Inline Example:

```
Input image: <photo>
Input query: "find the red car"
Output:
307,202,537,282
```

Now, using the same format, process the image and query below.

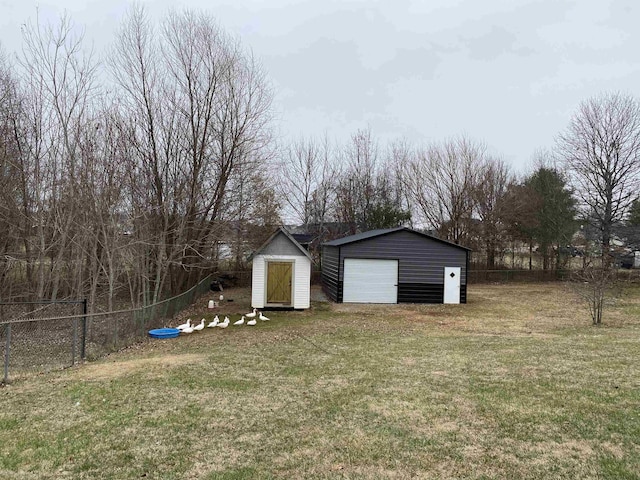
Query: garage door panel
343,259,398,303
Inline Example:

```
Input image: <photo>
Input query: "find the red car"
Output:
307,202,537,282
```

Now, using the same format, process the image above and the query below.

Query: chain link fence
468,268,640,283
1,275,213,383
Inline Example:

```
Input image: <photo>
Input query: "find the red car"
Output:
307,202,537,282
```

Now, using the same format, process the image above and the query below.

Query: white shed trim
251,254,311,309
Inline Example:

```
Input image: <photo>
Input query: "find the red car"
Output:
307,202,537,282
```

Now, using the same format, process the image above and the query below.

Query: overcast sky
1,0,639,171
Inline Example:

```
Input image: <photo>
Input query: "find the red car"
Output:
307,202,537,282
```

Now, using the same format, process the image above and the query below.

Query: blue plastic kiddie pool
148,328,180,339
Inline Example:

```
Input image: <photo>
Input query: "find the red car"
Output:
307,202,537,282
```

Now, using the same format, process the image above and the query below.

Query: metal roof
322,227,472,251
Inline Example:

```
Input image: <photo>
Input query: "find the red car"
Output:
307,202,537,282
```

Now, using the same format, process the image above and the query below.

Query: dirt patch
66,353,207,381
310,285,329,302
530,440,595,461
600,441,625,459
168,287,255,328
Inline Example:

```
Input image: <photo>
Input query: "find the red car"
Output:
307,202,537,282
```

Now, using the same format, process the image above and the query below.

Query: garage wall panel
321,245,340,302
338,230,467,285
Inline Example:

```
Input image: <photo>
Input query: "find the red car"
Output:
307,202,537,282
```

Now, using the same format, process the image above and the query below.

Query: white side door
444,267,461,304
343,258,398,303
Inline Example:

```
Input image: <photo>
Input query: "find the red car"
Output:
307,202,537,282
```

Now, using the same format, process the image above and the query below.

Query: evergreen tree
629,197,640,226
523,168,578,270
624,197,640,250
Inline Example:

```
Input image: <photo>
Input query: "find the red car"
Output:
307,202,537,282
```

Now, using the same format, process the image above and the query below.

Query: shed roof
322,227,471,251
248,227,313,261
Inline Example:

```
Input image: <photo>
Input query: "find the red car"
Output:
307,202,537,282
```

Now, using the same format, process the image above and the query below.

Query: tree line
1,8,640,308
279,106,640,273
0,8,275,307
279,131,571,268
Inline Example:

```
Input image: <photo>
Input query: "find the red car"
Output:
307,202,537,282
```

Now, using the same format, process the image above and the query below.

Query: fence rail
1,274,213,384
468,268,640,283
468,269,572,283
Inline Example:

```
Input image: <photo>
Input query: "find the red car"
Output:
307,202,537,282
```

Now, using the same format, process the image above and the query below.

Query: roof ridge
248,226,314,261
322,227,471,250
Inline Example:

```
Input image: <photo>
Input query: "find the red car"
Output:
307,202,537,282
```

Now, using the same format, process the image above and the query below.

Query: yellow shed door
266,262,292,304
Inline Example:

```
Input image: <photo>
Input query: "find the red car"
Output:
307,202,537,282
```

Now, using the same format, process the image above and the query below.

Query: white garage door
343,258,398,303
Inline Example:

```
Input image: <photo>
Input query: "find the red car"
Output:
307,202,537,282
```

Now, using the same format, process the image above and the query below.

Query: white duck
217,316,230,329
247,318,257,326
193,319,205,332
177,318,191,331
207,315,220,328
259,312,270,321
233,316,245,326
181,324,195,334
245,308,257,318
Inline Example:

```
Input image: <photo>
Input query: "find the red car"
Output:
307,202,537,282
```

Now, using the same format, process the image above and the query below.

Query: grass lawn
1,283,639,479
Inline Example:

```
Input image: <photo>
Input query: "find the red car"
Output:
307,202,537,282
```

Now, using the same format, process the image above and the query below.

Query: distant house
322,227,470,304
619,251,640,269
248,227,312,310
285,222,355,259
290,233,315,251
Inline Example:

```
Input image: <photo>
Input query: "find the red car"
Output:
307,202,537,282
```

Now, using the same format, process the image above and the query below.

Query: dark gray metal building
321,227,470,304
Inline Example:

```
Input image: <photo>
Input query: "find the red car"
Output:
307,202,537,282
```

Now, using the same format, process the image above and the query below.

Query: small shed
321,227,470,304
249,227,312,310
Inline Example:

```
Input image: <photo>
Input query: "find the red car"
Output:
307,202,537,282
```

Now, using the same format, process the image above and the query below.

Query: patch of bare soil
169,287,255,328
330,302,401,316
66,353,207,381
310,285,329,302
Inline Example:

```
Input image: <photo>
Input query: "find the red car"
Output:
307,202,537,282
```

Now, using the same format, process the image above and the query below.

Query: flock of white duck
176,308,270,334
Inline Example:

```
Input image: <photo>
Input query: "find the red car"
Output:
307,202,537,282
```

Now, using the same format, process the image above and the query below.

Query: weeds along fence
469,269,572,283
468,268,640,283
0,274,213,383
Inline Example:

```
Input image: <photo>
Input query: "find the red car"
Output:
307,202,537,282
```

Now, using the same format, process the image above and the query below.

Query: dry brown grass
1,282,639,479
66,353,207,381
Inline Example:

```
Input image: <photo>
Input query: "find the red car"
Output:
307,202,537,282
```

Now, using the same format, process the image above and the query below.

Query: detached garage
249,227,312,310
321,227,470,304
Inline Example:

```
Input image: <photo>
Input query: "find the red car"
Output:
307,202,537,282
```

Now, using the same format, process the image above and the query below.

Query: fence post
3,323,10,384
113,314,118,351
81,299,87,362
72,318,78,366
140,306,146,338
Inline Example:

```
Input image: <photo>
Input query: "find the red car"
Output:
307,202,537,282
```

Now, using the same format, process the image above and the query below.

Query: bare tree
403,135,483,244
571,267,616,325
15,13,98,301
111,6,274,299
473,157,513,268
385,138,414,221
278,134,336,227
328,130,412,234
558,92,640,263
76,101,133,311
0,6,276,308
333,128,378,233
307,134,338,234
0,48,23,299
500,181,541,269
